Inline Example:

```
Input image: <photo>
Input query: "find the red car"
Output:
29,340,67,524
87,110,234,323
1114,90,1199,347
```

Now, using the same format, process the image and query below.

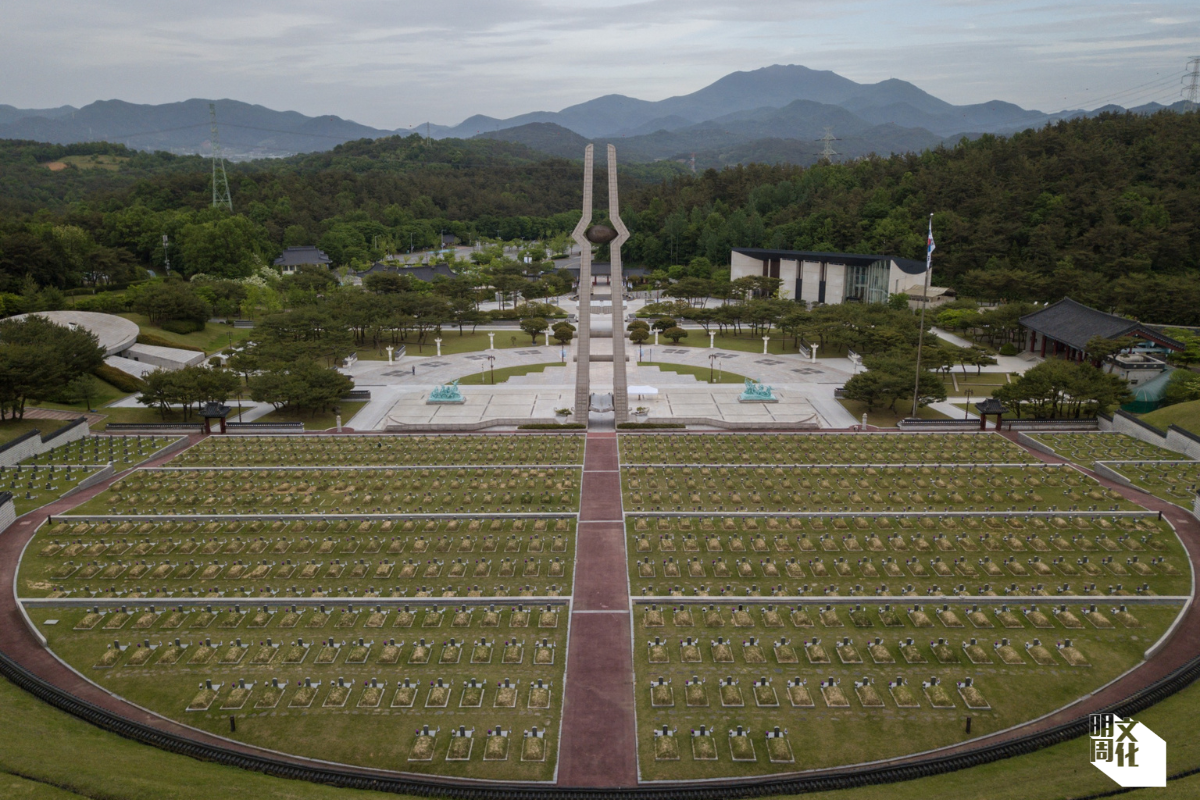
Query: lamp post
709,353,717,384
964,389,973,420
487,355,496,385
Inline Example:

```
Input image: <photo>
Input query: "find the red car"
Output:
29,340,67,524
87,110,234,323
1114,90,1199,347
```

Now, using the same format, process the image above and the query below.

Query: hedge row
136,332,205,352
94,363,145,393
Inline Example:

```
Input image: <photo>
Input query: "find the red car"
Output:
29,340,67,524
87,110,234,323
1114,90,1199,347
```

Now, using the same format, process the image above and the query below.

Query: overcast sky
4,0,1198,128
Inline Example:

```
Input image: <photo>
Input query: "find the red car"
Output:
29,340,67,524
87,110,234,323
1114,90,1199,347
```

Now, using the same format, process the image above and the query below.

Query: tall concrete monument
572,144,631,425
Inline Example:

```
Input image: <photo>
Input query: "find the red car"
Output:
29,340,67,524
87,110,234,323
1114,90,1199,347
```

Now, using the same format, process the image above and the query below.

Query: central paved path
558,431,637,786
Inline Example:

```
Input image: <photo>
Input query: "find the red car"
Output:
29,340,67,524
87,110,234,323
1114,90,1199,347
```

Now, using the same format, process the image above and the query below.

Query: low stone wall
384,417,562,432
62,464,115,499
0,492,15,535
0,418,91,467
1096,411,1200,460
132,436,191,468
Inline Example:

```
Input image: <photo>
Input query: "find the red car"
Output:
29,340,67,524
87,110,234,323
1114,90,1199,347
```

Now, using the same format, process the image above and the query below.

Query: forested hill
616,110,1200,321
2,111,1199,322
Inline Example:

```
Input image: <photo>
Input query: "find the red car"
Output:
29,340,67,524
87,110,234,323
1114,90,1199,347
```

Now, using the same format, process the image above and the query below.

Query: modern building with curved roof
7,310,138,355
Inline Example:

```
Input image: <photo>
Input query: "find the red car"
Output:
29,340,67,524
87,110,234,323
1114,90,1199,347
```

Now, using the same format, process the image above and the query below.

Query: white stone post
336,414,342,432
544,330,550,346
810,344,819,363
862,413,868,429
487,333,495,351
385,345,394,364
709,332,715,349
654,330,659,345
762,336,770,354
435,338,442,357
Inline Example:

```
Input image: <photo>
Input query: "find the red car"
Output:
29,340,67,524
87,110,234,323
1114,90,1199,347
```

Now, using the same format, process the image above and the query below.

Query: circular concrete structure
8,310,138,356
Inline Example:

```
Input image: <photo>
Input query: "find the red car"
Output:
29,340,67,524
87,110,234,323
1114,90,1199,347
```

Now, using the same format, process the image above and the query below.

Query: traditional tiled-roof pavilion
1019,297,1183,361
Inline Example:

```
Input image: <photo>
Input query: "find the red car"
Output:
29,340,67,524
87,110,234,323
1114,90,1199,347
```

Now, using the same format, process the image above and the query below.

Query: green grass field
838,398,951,428
457,362,563,385
253,401,368,430
24,375,130,413
666,332,805,355
355,331,534,358
637,361,748,384
0,417,67,445
117,314,253,355
1141,398,1200,436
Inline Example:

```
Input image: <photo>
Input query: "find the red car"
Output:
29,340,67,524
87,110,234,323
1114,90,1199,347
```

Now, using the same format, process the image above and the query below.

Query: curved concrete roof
7,310,138,356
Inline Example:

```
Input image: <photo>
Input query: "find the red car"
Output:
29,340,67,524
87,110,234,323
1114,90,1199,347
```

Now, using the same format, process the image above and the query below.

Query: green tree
520,316,549,344
663,326,689,343
0,315,105,419
131,282,210,325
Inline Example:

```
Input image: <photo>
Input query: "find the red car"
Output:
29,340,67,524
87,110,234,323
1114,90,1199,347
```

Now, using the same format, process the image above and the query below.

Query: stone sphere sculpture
585,224,617,244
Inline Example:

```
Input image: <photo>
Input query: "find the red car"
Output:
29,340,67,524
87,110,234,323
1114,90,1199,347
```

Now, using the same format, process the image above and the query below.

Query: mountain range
0,65,1186,165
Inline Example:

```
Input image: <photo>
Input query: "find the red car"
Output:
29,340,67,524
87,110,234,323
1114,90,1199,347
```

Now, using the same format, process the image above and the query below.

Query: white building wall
801,262,821,304
730,251,762,280
890,260,927,296
779,259,799,299
825,264,846,304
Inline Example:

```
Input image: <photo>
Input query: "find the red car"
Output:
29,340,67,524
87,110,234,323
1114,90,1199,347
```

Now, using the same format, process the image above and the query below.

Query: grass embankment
0,418,68,445
636,362,747,384
1141,398,1200,436
26,375,130,414
457,362,563,385
253,401,368,430
838,398,950,428
117,314,252,354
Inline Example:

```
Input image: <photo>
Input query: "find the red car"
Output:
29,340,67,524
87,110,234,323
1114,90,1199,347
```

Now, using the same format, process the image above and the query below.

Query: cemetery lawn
2,670,1199,800
118,314,254,354
621,464,1138,513
457,363,562,385
21,434,183,470
172,433,585,467
624,513,1190,599
253,402,368,431
31,605,566,781
619,432,1034,465
21,515,578,599
636,362,748,384
838,399,951,428
631,600,1181,780
10,467,105,516
72,466,582,516
1029,433,1183,464
1103,462,1200,508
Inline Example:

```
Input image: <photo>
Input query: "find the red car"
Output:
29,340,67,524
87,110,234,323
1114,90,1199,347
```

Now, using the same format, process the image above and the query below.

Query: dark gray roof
358,262,457,281
732,248,928,276
273,246,331,267
1019,298,1183,352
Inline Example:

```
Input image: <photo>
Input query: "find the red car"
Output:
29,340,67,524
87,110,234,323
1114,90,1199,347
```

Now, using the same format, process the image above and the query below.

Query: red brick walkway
558,432,638,786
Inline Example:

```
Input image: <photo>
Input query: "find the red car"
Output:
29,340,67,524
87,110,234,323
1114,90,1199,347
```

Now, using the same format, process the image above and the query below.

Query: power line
209,103,232,212
1184,57,1200,112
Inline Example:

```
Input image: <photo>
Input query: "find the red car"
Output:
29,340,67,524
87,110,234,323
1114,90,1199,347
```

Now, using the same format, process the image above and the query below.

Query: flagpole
911,213,934,418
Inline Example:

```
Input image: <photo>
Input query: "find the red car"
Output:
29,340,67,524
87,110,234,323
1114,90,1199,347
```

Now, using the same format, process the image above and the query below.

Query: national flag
926,218,936,269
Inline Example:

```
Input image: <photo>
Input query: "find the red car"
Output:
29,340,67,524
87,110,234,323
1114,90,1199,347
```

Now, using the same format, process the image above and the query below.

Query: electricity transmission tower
1184,57,1200,112
209,103,233,211
817,127,840,161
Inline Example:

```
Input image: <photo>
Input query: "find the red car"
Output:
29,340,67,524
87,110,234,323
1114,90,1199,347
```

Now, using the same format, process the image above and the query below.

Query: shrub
136,332,205,352
663,326,689,343
160,319,206,335
999,343,1018,356
519,423,586,429
94,363,145,393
